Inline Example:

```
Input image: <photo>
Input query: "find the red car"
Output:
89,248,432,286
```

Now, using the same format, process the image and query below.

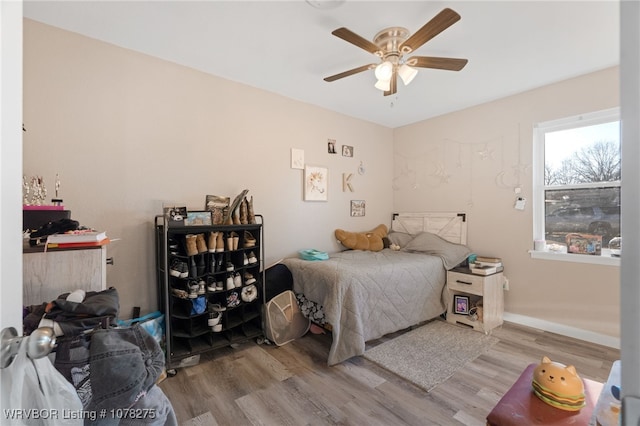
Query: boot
195,233,207,253
232,207,241,225
239,198,248,225
208,232,218,253
216,232,224,252
185,234,198,257
247,196,255,224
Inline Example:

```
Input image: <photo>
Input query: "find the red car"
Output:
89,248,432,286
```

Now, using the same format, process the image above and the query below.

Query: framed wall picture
342,145,353,157
350,200,365,217
185,211,212,226
454,295,470,315
304,165,328,201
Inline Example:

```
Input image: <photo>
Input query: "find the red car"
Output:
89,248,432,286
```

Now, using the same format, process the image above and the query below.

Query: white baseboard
503,312,620,350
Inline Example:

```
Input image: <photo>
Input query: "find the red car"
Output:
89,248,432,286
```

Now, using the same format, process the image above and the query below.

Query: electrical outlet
503,277,510,291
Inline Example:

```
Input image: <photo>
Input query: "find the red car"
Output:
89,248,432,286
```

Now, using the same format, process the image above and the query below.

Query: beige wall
394,67,620,341
23,20,394,317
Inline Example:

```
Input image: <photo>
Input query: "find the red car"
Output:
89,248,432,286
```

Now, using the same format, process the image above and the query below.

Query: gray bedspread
282,249,448,365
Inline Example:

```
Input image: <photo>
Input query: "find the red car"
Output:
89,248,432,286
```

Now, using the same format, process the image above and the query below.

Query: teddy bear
335,224,388,252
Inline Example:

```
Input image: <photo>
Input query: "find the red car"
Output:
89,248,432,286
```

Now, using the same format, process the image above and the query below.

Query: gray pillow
386,231,414,248
403,232,471,269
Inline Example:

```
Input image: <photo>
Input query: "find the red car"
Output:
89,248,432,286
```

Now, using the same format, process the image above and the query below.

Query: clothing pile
23,288,177,425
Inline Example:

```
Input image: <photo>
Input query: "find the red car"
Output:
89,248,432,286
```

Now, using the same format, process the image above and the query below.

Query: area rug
363,320,499,392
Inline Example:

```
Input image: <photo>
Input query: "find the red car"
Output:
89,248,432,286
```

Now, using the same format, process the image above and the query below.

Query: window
533,108,620,263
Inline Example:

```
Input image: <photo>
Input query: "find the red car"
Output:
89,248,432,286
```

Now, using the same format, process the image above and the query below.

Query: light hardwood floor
158,320,620,426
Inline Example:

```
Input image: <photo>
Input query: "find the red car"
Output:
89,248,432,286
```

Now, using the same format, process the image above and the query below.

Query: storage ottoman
486,363,603,426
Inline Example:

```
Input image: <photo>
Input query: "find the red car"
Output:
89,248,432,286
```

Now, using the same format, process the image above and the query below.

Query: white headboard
391,212,467,245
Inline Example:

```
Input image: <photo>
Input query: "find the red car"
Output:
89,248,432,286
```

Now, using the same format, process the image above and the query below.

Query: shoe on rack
226,291,240,308
234,272,242,288
212,324,223,332
197,280,206,295
243,272,256,285
226,274,235,290
207,278,217,292
178,261,188,278
247,196,255,224
225,262,234,272
195,233,208,254
240,198,248,225
185,234,198,256
216,232,224,252
172,288,189,299
243,252,249,266
169,259,182,277
243,231,256,248
188,281,199,299
247,251,257,265
209,303,226,312
216,281,224,291
208,312,221,327
208,232,218,253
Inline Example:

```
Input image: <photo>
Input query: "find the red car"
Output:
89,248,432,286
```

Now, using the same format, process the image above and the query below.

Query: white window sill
529,249,620,266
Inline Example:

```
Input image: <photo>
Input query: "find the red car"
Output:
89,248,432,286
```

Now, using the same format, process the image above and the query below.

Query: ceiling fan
324,8,468,96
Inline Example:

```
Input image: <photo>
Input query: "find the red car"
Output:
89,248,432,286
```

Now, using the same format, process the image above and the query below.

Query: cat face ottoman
486,358,603,426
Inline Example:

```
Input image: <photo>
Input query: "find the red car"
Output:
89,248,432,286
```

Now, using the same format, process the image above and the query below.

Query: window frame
531,107,620,266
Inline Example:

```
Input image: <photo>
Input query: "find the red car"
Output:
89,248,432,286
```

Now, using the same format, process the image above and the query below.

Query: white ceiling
23,0,620,128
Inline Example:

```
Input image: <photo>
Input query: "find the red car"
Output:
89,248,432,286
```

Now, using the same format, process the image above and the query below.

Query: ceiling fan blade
384,70,397,96
399,8,461,53
332,28,382,55
407,56,468,71
324,64,376,82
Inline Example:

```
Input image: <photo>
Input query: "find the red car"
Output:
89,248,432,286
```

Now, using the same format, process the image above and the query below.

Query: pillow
403,231,471,269
386,231,414,248
335,224,388,252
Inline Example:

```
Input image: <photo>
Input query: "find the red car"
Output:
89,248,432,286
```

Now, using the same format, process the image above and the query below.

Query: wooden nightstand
446,266,504,333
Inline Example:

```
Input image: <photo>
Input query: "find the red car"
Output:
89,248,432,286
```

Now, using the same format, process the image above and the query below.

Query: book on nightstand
469,264,504,276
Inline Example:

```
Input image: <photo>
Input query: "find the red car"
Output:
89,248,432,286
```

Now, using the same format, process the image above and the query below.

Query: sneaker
234,272,242,288
209,303,226,312
207,311,221,326
243,253,249,266
169,259,182,277
212,324,223,332
197,280,206,295
178,261,188,278
188,282,199,299
216,281,224,291
226,262,234,272
226,274,235,290
247,251,257,265
244,272,256,285
207,279,217,292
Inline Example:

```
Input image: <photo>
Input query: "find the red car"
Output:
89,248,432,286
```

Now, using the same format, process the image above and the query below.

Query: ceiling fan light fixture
374,79,391,91
398,64,418,85
374,61,393,81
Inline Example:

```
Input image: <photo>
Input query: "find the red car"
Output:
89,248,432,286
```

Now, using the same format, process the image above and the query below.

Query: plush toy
531,356,585,411
335,224,388,251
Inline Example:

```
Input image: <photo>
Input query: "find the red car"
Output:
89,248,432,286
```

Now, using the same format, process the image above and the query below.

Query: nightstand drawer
447,271,485,295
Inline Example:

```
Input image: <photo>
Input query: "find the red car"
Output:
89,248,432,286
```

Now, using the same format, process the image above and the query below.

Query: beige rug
363,320,499,392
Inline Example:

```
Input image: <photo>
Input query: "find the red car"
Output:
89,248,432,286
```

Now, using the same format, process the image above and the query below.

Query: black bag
264,263,293,302
29,218,79,246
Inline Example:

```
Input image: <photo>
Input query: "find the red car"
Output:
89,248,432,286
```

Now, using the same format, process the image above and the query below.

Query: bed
281,212,470,365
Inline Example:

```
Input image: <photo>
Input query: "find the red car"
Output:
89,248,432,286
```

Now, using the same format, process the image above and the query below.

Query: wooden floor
158,320,620,426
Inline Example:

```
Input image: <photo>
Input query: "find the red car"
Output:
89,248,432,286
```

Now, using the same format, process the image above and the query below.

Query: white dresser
23,244,108,306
